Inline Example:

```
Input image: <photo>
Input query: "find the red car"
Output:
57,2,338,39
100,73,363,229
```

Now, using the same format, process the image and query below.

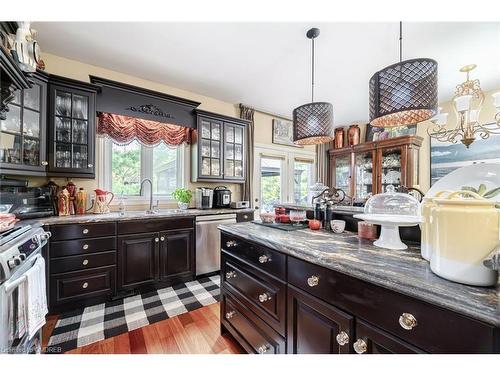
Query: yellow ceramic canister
420,190,453,261
430,191,499,286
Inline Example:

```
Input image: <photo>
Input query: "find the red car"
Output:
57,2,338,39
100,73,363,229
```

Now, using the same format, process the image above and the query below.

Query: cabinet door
0,75,47,173
118,233,159,290
223,122,245,181
287,285,354,354
331,153,352,196
159,229,194,281
48,83,95,177
198,116,224,180
353,150,376,200
376,146,404,194
353,319,425,354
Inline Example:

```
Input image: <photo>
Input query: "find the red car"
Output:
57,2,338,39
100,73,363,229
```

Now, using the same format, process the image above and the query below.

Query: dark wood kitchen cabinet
159,228,194,282
47,75,98,178
192,109,250,183
0,71,49,176
117,233,159,290
219,230,500,354
287,285,353,354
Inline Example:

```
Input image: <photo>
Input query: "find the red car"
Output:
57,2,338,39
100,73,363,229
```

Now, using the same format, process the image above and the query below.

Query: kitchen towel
17,285,26,339
23,256,48,339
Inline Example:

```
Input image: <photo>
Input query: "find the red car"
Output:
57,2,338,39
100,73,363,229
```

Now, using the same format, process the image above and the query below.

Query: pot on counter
429,190,499,286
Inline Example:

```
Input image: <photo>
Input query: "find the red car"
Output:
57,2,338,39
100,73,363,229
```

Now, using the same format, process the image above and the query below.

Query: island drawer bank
218,225,500,354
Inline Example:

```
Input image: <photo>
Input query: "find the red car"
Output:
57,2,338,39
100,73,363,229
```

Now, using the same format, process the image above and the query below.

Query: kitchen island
218,222,499,354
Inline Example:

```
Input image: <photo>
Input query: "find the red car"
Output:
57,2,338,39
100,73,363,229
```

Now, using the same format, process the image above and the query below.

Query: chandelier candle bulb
454,94,473,112
469,109,479,123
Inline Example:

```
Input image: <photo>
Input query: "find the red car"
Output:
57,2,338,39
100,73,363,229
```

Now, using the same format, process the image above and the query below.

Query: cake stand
353,214,422,250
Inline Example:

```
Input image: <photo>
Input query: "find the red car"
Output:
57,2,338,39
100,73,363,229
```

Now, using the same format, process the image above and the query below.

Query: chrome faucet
139,178,156,214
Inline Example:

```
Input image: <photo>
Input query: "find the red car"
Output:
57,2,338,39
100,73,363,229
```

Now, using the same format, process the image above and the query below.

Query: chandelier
292,28,334,145
369,22,438,128
429,64,500,148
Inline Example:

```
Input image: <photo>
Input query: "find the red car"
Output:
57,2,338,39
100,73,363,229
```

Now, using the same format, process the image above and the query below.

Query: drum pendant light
369,22,438,128
293,28,334,145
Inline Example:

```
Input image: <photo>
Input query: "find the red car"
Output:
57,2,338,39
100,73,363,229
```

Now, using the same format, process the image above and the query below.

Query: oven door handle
4,254,43,295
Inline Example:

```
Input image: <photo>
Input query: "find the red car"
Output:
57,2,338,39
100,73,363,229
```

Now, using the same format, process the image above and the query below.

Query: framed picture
365,124,417,142
272,119,302,148
430,124,500,186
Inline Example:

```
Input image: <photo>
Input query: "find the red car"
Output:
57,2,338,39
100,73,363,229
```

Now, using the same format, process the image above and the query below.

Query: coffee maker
195,187,213,209
213,186,232,208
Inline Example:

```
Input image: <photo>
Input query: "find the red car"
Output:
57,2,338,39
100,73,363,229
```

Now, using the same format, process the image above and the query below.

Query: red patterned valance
97,112,192,146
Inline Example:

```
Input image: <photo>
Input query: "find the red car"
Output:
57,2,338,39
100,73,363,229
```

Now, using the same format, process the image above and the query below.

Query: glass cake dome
364,185,420,216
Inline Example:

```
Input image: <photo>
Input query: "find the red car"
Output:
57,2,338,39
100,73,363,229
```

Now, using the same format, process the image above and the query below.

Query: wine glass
290,210,306,226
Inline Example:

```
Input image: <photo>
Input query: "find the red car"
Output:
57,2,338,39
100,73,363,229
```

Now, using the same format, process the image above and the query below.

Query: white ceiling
34,22,500,124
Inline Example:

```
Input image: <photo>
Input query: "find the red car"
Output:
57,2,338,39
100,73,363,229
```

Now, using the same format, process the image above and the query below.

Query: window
101,138,185,200
254,145,316,211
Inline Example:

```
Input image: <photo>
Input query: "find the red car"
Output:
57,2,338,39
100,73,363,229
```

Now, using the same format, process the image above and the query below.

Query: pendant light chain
399,21,403,63
311,36,315,103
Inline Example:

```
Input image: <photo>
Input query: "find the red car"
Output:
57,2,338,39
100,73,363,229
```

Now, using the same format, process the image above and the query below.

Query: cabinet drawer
221,232,285,279
288,256,497,353
49,223,116,241
221,290,285,354
117,217,194,235
50,266,115,306
50,237,116,257
222,254,286,335
236,212,254,223
51,251,116,273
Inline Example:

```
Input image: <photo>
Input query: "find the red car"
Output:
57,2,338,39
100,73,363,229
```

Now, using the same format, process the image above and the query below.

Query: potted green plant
172,188,192,210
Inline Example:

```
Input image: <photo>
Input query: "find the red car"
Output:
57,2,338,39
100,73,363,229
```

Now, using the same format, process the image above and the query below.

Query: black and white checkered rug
47,275,220,353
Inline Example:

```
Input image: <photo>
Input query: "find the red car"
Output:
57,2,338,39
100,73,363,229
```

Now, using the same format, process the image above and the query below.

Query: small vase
334,128,344,149
348,124,360,146
178,202,189,210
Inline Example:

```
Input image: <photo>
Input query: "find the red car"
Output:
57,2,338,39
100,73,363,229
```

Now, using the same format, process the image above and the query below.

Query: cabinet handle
243,215,248,220
160,236,165,241
225,271,237,279
336,331,349,346
258,292,271,303
353,338,367,354
82,282,89,289
83,244,89,250
257,345,269,354
399,313,418,330
82,228,89,235
155,238,159,243
82,259,89,266
307,275,319,287
88,163,93,168
41,161,48,166
226,240,238,248
258,254,271,264
225,311,236,320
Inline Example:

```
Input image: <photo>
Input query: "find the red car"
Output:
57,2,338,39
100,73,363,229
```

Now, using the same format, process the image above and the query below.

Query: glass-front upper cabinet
192,111,248,182
198,117,223,179
377,147,403,193
0,72,48,174
354,150,376,199
223,122,245,180
48,76,97,177
330,151,352,196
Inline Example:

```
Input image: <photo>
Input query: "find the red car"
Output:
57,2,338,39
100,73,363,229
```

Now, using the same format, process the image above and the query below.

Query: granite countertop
218,222,500,327
25,207,254,226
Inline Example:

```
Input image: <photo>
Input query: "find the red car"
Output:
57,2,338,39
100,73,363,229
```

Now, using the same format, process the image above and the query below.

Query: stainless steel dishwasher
195,213,237,276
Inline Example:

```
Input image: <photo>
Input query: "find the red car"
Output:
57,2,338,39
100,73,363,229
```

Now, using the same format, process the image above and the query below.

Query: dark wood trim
47,74,100,93
89,75,201,108
195,109,252,125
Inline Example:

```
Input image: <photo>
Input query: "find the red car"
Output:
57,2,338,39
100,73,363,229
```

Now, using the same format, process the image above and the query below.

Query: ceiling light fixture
428,64,500,148
369,22,438,128
293,28,334,145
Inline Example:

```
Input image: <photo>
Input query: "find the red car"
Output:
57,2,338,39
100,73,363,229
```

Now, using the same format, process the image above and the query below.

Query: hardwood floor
42,303,244,354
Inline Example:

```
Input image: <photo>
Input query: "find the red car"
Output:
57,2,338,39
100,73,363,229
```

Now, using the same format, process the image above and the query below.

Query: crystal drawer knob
160,236,165,241
258,255,270,263
88,164,93,168
82,282,89,289
307,275,319,287
82,229,89,235
225,311,235,320
82,259,89,266
336,331,349,346
226,271,237,279
257,345,269,354
226,240,238,248
399,313,418,330
41,161,48,166
155,238,159,242
83,244,89,250
353,338,367,354
243,215,248,219
258,292,271,303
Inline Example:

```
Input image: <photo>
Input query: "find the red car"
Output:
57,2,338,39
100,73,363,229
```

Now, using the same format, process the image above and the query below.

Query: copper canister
75,188,87,215
334,128,344,149
358,221,378,240
348,124,360,146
